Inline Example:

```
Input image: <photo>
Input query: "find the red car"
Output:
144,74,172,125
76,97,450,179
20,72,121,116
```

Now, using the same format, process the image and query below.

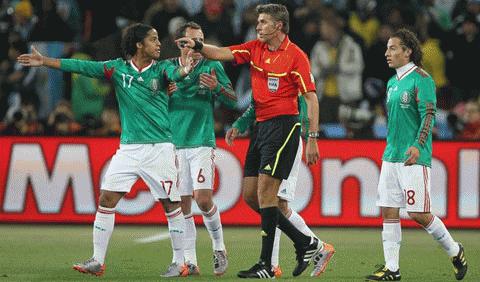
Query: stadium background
0,0,479,281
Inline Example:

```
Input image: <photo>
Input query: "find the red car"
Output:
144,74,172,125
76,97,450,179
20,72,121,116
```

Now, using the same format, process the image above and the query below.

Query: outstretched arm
19,45,109,79
176,37,234,61
17,46,60,69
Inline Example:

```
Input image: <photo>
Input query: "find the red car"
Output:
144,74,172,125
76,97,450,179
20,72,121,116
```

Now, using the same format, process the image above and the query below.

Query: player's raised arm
18,45,112,79
176,37,234,61
17,46,60,69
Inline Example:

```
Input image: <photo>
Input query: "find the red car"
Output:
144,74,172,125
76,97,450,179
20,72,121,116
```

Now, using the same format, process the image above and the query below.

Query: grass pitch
0,225,478,281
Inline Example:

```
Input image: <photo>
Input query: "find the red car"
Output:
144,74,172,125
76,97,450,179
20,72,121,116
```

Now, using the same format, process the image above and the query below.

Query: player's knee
196,197,213,212
193,191,213,212
407,211,421,220
407,212,431,226
161,199,181,213
99,192,119,208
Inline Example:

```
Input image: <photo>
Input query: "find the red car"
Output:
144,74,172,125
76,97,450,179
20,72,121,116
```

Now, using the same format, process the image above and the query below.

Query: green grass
0,225,478,281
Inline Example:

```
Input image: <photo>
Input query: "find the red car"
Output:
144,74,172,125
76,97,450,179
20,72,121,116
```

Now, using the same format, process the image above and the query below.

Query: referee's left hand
305,138,319,165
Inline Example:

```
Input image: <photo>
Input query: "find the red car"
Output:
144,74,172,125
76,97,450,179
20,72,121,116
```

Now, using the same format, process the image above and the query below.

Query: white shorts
376,161,431,212
101,143,180,202
177,147,215,196
277,140,302,202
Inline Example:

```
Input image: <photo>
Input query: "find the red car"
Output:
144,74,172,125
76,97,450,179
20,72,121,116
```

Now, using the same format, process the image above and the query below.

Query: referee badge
268,77,279,92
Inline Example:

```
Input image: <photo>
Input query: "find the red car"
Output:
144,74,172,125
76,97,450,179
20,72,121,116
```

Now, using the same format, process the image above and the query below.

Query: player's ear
405,48,412,58
275,22,281,31
136,41,143,50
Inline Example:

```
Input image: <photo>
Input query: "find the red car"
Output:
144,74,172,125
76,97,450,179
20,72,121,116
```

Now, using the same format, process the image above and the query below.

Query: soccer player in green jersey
167,21,236,276
365,28,468,281
17,23,195,278
226,96,335,278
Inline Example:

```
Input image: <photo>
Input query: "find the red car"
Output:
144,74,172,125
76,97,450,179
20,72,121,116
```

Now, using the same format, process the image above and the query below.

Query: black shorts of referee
244,115,300,180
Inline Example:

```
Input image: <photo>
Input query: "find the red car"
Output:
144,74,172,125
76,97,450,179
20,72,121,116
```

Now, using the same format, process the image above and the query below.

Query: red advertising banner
0,137,479,228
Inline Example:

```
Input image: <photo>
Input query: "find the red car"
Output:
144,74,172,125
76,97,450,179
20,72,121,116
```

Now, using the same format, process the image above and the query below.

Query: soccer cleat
237,261,275,279
185,261,200,276
292,237,321,276
365,265,401,281
310,242,335,277
451,243,467,280
72,258,105,276
272,265,282,278
213,250,228,276
160,262,188,277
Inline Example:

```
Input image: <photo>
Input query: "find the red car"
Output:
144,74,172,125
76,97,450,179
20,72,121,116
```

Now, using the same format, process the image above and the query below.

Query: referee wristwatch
308,131,320,138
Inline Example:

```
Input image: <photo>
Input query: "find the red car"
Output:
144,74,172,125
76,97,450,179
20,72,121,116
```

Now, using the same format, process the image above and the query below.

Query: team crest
150,79,159,94
400,91,411,108
268,77,279,92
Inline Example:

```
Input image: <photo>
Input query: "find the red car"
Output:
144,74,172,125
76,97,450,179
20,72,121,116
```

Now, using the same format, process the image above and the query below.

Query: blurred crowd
0,0,479,140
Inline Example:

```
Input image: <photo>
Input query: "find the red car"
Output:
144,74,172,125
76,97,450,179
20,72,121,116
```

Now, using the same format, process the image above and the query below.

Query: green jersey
168,58,236,148
61,58,184,144
383,65,436,167
233,95,309,136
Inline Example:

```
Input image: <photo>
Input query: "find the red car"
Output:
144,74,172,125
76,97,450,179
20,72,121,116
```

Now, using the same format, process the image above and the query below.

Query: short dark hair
256,4,289,34
175,21,202,39
121,23,155,59
391,28,423,67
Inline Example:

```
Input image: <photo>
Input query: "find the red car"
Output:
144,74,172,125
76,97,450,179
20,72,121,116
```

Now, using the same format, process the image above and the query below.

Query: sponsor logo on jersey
268,77,279,92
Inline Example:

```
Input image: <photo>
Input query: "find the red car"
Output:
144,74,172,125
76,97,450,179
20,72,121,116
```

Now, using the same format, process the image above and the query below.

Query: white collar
395,62,417,81
129,59,154,73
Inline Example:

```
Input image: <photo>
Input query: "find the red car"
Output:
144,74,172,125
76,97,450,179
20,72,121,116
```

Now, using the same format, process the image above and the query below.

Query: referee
179,3,321,279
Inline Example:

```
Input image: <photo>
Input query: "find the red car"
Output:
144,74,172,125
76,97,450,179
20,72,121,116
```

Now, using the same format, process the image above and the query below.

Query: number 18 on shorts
376,161,431,213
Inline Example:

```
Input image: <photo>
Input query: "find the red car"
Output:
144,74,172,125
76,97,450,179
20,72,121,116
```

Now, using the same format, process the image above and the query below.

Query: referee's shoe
293,237,322,276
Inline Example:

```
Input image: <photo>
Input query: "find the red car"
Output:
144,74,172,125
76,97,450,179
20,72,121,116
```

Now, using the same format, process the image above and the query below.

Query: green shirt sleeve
298,95,309,137
60,58,116,79
232,102,256,134
412,76,436,150
212,62,237,109
161,59,185,82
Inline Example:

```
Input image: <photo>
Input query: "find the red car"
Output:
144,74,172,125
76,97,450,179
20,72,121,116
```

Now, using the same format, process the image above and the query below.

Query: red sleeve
291,48,316,94
228,40,257,65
